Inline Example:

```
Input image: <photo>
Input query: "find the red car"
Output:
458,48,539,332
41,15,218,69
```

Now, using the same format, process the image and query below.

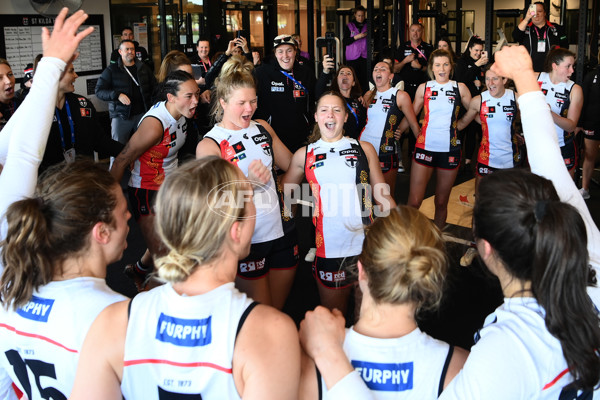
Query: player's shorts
560,141,576,171
238,230,299,279
413,148,461,169
475,162,502,177
378,152,399,174
312,255,359,289
583,127,600,141
127,187,157,221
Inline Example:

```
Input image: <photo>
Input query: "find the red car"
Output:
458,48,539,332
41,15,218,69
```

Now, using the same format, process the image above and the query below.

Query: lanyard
346,101,359,126
55,101,75,150
533,25,547,41
413,45,427,61
124,65,140,87
201,59,211,71
280,70,306,92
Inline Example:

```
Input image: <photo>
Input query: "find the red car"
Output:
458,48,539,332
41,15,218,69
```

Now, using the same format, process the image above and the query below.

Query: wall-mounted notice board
0,14,106,80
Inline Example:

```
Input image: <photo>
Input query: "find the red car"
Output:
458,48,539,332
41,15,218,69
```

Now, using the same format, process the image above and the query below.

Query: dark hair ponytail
1,160,118,310
155,70,195,102
474,169,600,390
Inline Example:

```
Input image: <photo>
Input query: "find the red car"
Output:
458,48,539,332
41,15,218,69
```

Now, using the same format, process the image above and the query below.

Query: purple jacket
346,22,367,60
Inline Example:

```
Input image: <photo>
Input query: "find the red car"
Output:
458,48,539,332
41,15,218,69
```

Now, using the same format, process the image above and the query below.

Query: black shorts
378,152,398,174
413,148,461,170
127,187,157,221
312,255,358,289
560,141,576,171
583,128,600,142
237,230,299,280
475,162,501,177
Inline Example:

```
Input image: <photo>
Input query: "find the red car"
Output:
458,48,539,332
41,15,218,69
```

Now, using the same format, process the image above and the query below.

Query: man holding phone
512,1,568,72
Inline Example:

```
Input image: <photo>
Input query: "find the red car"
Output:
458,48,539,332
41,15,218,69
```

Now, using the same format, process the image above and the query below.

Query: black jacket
254,61,315,153
110,41,153,71
40,93,124,171
580,66,600,132
512,21,568,72
95,57,156,119
455,56,484,97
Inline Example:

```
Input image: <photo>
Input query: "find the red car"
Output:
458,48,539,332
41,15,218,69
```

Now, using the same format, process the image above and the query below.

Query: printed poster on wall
0,14,106,80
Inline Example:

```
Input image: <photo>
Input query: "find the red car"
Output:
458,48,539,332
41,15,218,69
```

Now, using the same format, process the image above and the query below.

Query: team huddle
1,6,600,400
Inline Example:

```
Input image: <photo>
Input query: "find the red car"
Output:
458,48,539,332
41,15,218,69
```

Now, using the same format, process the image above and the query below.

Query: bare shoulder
196,136,222,158
233,304,301,399
358,140,376,154
70,299,129,400
242,303,298,335
443,346,469,389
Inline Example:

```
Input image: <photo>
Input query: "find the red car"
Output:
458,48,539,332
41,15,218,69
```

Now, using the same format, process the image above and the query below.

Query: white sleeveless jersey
121,283,254,400
538,72,575,147
360,88,404,157
204,121,284,244
478,89,519,169
416,80,461,152
441,297,597,399
129,101,187,190
0,278,126,399
320,327,452,399
304,137,373,258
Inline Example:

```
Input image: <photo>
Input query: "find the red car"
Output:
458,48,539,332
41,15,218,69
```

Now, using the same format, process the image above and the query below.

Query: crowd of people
1,3,600,399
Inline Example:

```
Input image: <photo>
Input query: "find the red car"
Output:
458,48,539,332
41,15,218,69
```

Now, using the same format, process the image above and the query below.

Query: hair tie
534,200,548,222
35,197,45,207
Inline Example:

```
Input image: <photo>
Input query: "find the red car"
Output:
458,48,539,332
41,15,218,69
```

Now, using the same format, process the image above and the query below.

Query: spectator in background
0,59,20,130
512,1,567,72
15,58,38,102
255,34,315,153
293,34,310,61
96,39,156,146
395,23,433,101
110,26,153,71
189,38,211,89
292,33,313,73
455,35,489,173
41,56,123,172
437,37,456,63
343,6,369,92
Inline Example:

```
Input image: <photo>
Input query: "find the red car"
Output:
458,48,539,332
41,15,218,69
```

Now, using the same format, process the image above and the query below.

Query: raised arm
0,8,94,262
491,45,600,301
